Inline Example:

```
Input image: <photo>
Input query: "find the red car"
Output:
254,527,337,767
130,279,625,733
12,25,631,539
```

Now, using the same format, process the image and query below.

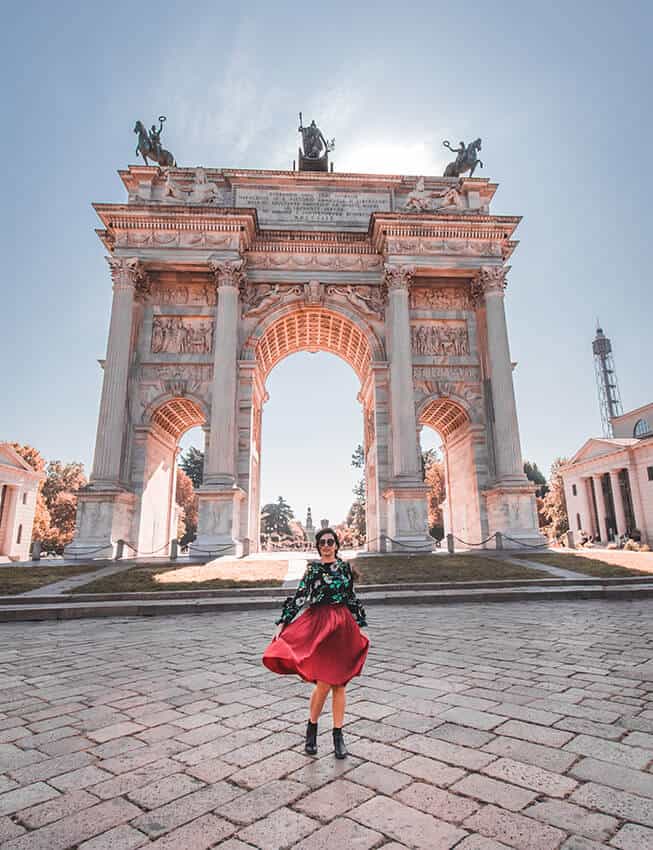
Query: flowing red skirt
262,603,369,686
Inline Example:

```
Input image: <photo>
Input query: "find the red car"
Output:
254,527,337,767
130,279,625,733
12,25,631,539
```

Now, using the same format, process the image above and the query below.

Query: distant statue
443,138,483,178
298,113,334,160
404,177,433,211
134,116,176,167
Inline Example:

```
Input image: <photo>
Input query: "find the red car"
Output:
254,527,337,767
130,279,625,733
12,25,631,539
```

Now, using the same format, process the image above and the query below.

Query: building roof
0,443,46,480
564,437,639,468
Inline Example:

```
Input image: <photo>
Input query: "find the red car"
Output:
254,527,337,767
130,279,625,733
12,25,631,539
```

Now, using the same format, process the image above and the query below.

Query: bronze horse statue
443,138,483,178
134,118,176,167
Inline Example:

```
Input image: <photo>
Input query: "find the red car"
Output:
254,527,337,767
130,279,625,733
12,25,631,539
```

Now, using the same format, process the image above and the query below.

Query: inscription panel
234,188,391,229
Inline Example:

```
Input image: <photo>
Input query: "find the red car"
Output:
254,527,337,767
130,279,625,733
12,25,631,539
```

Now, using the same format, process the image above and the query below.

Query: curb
1,580,652,622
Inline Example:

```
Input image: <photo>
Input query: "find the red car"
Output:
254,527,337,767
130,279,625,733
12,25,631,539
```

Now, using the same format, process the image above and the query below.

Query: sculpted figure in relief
151,317,214,354
410,287,472,311
326,285,384,318
411,324,469,357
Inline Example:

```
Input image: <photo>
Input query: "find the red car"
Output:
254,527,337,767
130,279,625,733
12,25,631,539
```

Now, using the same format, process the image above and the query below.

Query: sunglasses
318,538,336,547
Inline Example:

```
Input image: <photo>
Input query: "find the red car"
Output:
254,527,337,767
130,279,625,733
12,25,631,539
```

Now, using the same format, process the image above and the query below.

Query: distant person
262,527,369,759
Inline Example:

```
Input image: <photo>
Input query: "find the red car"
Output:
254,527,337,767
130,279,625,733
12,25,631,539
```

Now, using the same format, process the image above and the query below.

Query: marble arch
68,163,544,558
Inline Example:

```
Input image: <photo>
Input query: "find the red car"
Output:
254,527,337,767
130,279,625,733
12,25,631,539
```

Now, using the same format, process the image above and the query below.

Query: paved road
0,599,652,849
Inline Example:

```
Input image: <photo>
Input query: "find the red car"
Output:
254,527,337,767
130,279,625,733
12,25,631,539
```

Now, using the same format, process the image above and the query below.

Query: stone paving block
292,778,373,822
49,764,114,792
437,707,506,731
482,735,578,773
184,757,237,784
621,729,653,748
344,761,412,795
397,780,480,823
394,754,466,787
396,732,496,770
463,803,566,850
564,733,653,769
99,740,188,774
39,734,96,756
346,718,409,742
347,739,408,766
494,719,574,747
0,780,60,816
451,773,538,811
173,727,267,764
559,837,611,850
610,822,653,849
0,797,142,850
347,700,396,720
215,778,308,826
126,772,204,809
0,743,46,772
491,703,564,726
213,841,255,850
130,781,245,838
77,824,149,850
90,737,147,760
88,721,147,744
222,707,277,729
529,698,620,724
146,813,235,849
229,748,311,789
524,799,618,841
0,777,17,794
571,781,653,827
221,730,300,768
237,804,318,848
91,757,182,800
348,795,467,849
286,753,363,789
428,722,495,748
454,837,511,849
382,710,440,733
483,756,578,798
291,815,384,849
18,788,98,828
570,755,653,797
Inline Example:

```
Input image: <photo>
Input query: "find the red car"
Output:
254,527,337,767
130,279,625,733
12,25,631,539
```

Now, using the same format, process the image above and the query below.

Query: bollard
447,533,454,554
170,539,178,561
495,531,503,550
31,541,42,562
565,530,575,549
241,537,250,557
379,535,387,553
115,540,125,561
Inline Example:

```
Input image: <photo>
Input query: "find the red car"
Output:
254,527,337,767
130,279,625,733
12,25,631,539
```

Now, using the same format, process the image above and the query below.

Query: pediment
0,444,36,473
569,438,629,465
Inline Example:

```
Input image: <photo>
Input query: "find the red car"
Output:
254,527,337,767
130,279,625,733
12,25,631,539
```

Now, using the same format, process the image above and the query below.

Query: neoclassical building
68,165,542,558
0,444,45,562
561,402,653,544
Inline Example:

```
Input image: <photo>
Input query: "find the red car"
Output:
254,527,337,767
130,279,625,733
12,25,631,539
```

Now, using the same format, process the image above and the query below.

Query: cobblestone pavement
0,600,652,849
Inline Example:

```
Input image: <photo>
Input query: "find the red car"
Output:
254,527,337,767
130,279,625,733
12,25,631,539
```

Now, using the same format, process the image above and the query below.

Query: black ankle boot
305,720,318,755
333,727,347,759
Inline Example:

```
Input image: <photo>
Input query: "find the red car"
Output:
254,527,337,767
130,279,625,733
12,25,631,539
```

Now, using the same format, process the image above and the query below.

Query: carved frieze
240,283,302,317
246,252,382,271
325,285,385,318
112,230,239,251
411,322,469,356
413,365,480,381
410,287,473,311
139,364,212,382
154,283,217,307
386,237,502,257
151,316,214,354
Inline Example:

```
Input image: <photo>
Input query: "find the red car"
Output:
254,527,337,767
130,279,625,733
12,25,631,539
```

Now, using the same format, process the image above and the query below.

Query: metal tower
593,323,623,437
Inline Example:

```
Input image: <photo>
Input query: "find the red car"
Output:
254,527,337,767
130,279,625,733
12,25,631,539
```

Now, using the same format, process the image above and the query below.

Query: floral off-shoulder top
275,558,367,627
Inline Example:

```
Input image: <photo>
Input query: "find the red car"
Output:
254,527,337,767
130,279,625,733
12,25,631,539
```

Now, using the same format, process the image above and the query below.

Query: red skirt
262,603,369,686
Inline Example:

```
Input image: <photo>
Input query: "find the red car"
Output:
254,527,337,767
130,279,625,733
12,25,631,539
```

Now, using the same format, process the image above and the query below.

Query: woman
262,527,369,759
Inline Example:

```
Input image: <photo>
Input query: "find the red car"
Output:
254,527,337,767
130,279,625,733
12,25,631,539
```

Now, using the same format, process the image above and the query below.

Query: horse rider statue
134,116,177,167
443,138,483,178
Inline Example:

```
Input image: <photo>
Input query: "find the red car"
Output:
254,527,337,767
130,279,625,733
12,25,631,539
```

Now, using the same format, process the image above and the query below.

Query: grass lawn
0,564,109,595
68,555,552,593
507,552,644,577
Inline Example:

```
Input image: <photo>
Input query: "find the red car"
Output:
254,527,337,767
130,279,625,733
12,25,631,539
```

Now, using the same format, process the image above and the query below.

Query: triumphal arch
69,136,541,558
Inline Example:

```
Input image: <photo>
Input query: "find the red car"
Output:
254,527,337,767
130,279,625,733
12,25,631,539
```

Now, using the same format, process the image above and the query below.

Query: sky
1,0,651,524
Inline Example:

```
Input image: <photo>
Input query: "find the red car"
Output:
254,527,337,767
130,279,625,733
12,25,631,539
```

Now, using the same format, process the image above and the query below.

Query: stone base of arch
383,482,434,552
190,486,246,558
484,485,546,548
65,488,136,560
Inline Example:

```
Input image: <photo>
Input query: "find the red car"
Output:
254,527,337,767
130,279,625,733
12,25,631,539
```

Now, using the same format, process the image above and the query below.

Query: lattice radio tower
593,322,623,437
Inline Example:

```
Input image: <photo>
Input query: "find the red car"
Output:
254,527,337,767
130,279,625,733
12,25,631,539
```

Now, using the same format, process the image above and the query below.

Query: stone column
385,264,421,479
609,470,627,537
91,257,148,486
592,474,608,542
204,260,244,486
473,266,526,486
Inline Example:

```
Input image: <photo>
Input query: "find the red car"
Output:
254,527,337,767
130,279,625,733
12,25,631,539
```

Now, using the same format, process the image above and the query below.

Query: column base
383,482,434,553
190,486,246,560
484,485,548,549
65,488,136,560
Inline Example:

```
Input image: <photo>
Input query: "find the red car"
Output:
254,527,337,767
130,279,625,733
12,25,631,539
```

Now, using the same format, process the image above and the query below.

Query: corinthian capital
383,264,415,293
471,265,508,303
106,256,150,300
209,258,246,290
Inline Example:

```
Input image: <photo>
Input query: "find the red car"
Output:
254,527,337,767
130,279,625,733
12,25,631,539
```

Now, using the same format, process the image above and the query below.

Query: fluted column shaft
592,474,608,541
205,260,244,486
91,257,146,485
475,266,526,485
609,470,626,536
385,265,421,479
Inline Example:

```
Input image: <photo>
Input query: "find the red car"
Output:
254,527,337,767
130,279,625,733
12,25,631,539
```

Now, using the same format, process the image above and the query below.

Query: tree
41,461,86,512
541,457,569,540
10,443,45,473
261,496,294,536
524,460,548,498
424,456,446,537
347,444,366,542
175,468,198,546
179,447,204,489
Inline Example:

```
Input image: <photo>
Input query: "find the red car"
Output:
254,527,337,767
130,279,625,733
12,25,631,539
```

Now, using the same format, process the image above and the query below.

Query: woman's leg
331,685,346,728
309,681,331,723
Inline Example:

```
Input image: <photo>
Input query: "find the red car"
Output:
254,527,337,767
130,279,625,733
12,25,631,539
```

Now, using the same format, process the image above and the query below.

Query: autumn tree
175,467,198,546
541,457,570,540
41,461,86,512
424,453,446,538
10,443,46,473
179,447,204,488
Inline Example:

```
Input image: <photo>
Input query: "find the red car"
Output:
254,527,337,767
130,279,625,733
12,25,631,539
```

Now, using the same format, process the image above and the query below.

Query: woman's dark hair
315,527,361,582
